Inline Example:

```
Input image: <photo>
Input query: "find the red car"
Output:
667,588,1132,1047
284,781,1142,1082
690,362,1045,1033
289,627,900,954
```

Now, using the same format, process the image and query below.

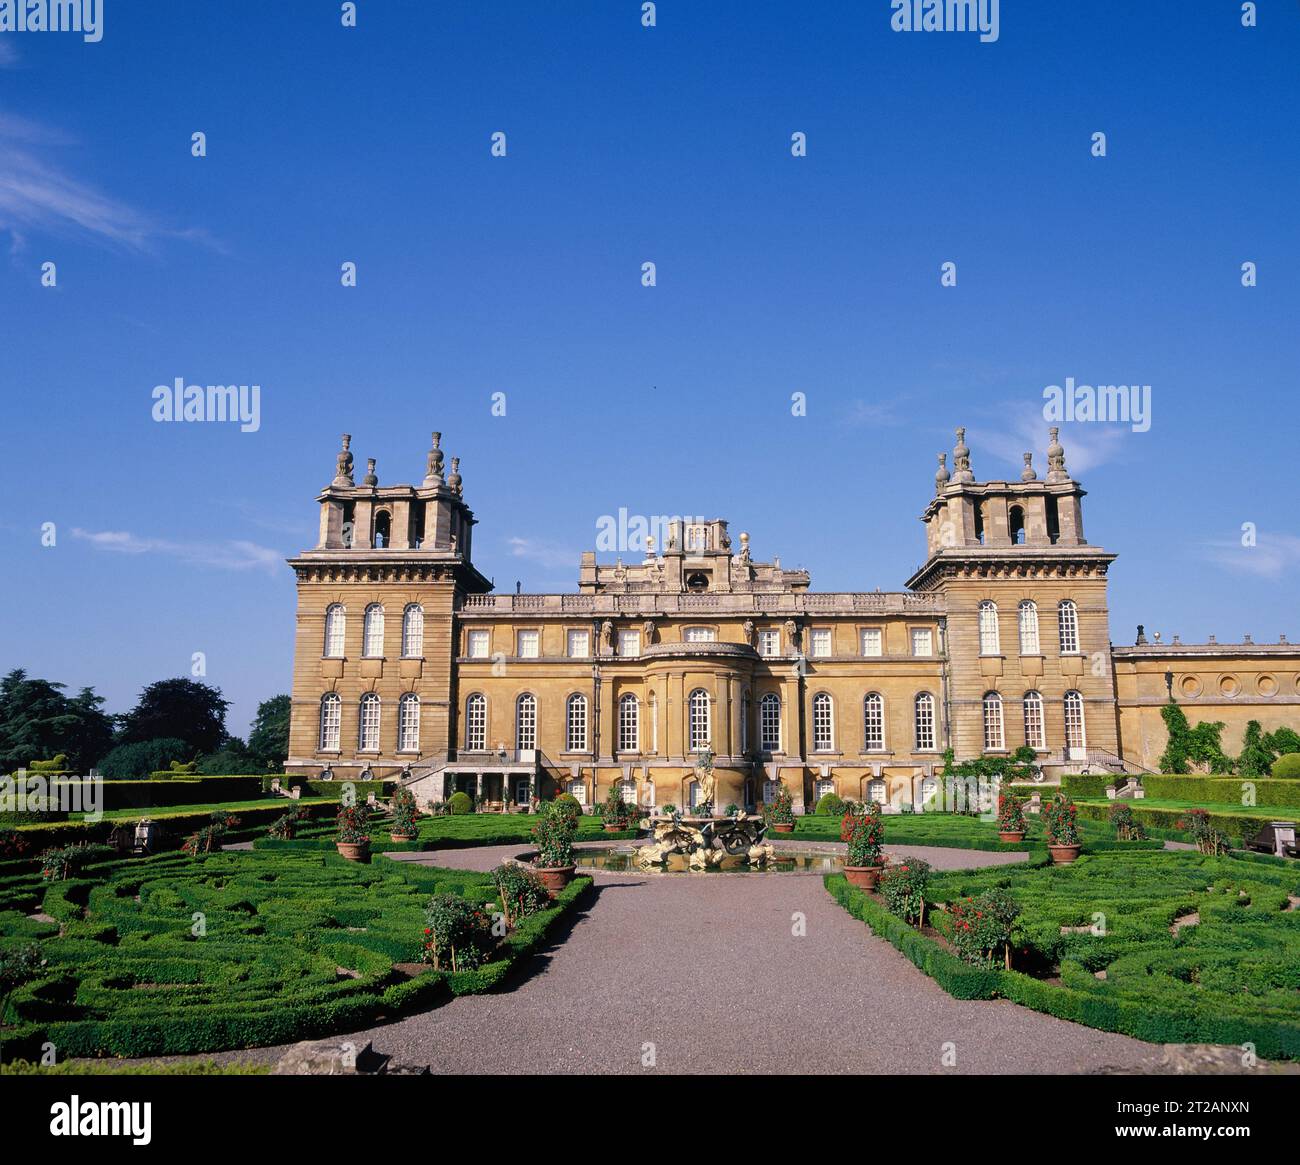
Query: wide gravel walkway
341,840,1160,1074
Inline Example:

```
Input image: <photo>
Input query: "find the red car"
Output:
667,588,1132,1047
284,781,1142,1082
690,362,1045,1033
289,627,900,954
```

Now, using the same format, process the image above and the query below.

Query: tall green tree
0,669,115,773
116,678,230,756
247,694,291,769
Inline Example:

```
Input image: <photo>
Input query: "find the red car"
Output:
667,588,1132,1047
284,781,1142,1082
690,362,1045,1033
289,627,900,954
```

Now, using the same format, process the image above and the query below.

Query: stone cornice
906,547,1116,591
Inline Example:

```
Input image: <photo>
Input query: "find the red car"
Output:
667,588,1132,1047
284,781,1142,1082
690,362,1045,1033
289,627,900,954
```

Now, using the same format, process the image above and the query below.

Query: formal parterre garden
0,846,589,1062
827,846,1300,1059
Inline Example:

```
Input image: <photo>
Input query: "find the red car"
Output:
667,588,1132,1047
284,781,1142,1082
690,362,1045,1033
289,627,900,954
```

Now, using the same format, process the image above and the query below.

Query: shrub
39,843,110,880
98,738,190,780
815,792,846,818
421,893,494,972
390,787,418,835
448,791,473,815
844,803,885,868
943,887,1020,968
336,804,370,845
997,788,1026,833
1158,701,1231,774
491,862,551,927
1044,793,1080,846
0,828,29,860
531,802,577,868
267,812,300,841
27,754,68,774
879,857,931,926
763,784,795,826
1108,803,1146,841
603,780,630,827
1177,808,1228,855
1273,753,1300,780
180,823,226,857
660,803,677,816
0,944,46,1030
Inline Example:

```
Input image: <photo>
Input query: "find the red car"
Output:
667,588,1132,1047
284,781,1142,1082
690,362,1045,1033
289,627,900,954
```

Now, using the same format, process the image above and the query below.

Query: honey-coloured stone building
285,427,1299,811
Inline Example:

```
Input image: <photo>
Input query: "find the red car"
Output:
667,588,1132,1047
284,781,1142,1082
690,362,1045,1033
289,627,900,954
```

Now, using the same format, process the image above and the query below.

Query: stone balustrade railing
458,591,945,616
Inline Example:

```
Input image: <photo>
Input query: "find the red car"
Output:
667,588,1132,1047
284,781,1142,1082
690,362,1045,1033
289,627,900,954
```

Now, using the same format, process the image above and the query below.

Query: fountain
634,749,775,868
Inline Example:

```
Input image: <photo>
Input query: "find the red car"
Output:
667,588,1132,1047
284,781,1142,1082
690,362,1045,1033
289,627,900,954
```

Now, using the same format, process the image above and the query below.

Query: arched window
759,693,781,751
398,693,420,752
1023,690,1045,750
688,688,711,751
566,693,589,752
914,693,936,751
373,510,391,548
323,604,346,658
516,694,537,751
464,693,487,751
812,692,834,752
978,601,1000,655
358,692,380,751
867,778,887,807
1009,505,1026,545
863,693,885,751
982,692,1004,751
1064,690,1087,755
1018,600,1040,655
618,693,639,753
363,603,385,658
319,693,341,751
402,604,424,657
1058,599,1079,654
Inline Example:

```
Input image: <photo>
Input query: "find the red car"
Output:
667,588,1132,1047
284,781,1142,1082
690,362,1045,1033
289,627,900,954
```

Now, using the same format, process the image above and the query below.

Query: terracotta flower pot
844,865,883,890
390,832,416,843
1048,843,1082,864
336,841,370,862
603,823,624,833
536,865,576,897
998,830,1025,843
772,822,796,834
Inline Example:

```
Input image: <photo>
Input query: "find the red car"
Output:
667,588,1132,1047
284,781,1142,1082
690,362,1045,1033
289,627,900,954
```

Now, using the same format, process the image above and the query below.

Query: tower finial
951,426,974,483
1021,452,1037,481
362,457,378,487
447,455,462,496
1046,426,1069,482
333,434,354,487
934,452,950,492
423,430,445,487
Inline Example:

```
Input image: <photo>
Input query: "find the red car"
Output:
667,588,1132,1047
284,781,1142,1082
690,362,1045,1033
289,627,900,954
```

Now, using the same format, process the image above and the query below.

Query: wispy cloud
0,41,18,69
71,528,284,576
0,112,214,253
844,399,904,427
968,407,1132,479
1203,532,1300,580
506,536,577,572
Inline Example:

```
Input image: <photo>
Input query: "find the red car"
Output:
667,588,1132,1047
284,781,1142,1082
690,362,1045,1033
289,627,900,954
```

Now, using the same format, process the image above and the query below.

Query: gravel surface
334,840,1159,1074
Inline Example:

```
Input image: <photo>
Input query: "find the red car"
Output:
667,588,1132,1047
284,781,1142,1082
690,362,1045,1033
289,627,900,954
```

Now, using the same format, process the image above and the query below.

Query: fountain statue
635,811,775,869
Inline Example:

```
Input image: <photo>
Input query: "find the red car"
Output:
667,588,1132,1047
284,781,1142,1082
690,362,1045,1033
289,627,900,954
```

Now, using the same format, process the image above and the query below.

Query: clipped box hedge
0,848,591,1060
1140,775,1300,809
1072,801,1274,848
826,848,1300,1060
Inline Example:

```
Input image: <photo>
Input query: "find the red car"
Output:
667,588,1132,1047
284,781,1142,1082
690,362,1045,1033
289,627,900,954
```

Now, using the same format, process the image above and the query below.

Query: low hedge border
1141,775,1300,808
0,851,592,1060
824,872,1300,1060
1072,801,1276,849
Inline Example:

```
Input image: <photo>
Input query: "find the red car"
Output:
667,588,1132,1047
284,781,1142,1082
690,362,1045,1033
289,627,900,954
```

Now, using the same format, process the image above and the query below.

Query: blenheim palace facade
286,429,1299,812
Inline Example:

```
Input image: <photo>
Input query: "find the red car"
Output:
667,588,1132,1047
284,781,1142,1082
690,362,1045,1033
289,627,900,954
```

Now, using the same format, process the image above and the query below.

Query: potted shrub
420,893,494,973
335,804,371,861
531,802,578,895
491,862,551,928
944,886,1021,968
765,784,796,833
390,787,419,841
602,781,629,832
997,786,1026,843
842,803,886,889
1044,793,1082,863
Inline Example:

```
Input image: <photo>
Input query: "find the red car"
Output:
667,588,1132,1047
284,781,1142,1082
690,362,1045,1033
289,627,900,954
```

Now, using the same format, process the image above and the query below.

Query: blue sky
3,1,1298,738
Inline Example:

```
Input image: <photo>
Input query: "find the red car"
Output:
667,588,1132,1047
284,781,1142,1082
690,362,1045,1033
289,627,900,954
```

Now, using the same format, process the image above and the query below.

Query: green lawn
828,848,1300,1057
0,848,589,1060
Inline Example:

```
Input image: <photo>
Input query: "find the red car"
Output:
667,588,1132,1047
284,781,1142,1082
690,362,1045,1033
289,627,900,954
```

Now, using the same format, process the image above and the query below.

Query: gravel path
334,840,1159,1074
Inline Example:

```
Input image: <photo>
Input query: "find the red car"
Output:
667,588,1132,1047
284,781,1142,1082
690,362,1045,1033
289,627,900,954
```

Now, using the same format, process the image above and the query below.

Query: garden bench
1246,821,1298,859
